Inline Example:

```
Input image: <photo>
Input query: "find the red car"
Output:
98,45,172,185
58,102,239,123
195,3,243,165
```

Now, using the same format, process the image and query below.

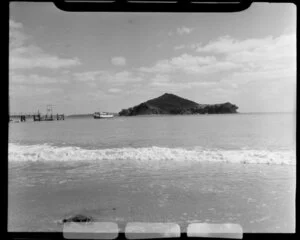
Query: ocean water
8,113,296,232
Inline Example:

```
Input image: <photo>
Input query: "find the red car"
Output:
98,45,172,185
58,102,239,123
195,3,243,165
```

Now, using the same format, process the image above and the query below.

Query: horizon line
65,111,296,116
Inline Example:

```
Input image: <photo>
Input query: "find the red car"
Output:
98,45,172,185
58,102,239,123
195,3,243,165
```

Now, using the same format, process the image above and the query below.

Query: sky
9,2,296,114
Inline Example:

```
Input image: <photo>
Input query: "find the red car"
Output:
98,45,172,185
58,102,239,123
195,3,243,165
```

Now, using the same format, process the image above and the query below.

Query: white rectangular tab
187,223,243,239
63,222,119,239
125,222,180,239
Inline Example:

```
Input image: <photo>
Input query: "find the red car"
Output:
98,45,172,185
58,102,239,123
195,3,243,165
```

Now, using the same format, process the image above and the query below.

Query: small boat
94,112,114,119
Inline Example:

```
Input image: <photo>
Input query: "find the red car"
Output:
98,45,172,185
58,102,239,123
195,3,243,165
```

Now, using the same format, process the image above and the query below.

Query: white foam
8,143,296,165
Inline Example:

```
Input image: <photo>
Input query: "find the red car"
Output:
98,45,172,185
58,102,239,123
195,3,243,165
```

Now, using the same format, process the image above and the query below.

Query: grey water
8,113,296,232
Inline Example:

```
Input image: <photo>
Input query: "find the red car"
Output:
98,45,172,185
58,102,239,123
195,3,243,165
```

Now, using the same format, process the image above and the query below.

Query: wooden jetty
9,113,65,122
32,113,65,121
9,105,64,122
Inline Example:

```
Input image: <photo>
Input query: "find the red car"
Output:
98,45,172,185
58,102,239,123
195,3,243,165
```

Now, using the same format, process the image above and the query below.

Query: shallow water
8,113,296,232
9,113,295,150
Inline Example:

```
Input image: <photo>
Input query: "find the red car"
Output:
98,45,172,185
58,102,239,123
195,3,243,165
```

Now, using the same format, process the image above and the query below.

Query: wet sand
8,161,295,233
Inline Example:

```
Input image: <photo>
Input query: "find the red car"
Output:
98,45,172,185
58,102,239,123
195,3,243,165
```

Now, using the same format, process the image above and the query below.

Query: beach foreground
9,159,295,233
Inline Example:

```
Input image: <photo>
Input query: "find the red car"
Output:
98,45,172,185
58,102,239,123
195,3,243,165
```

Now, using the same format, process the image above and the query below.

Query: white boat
94,112,114,119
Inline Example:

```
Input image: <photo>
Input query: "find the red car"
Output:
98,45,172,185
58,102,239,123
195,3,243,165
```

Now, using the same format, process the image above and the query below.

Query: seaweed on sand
62,214,94,223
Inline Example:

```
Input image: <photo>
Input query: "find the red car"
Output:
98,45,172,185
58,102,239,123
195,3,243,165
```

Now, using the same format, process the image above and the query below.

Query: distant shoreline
64,112,295,118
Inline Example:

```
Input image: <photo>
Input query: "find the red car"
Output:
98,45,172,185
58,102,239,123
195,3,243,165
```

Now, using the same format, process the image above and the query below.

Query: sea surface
8,113,296,232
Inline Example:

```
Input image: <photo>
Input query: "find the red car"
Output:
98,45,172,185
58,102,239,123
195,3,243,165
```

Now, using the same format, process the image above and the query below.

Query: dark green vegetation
119,93,238,116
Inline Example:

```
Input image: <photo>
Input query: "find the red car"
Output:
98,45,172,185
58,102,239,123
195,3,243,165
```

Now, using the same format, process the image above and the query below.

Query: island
119,93,238,116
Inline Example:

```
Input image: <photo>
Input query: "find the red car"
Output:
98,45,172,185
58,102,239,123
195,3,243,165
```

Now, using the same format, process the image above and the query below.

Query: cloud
87,90,116,101
10,20,28,48
73,70,143,85
138,60,173,74
176,26,193,35
9,84,63,98
9,19,81,70
174,43,202,51
111,56,126,66
143,33,295,100
138,54,239,74
221,68,296,86
170,33,295,87
196,35,273,54
196,34,296,58
169,54,216,72
147,72,216,93
73,71,107,82
168,27,193,37
196,33,296,110
108,88,121,93
149,77,216,91
10,45,81,70
174,45,186,50
150,74,170,86
110,71,143,84
218,33,296,86
226,34,296,65
152,74,170,83
149,82,190,92
10,73,69,85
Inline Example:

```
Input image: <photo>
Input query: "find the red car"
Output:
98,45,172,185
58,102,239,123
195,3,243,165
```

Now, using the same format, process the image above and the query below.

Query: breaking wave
8,143,295,165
